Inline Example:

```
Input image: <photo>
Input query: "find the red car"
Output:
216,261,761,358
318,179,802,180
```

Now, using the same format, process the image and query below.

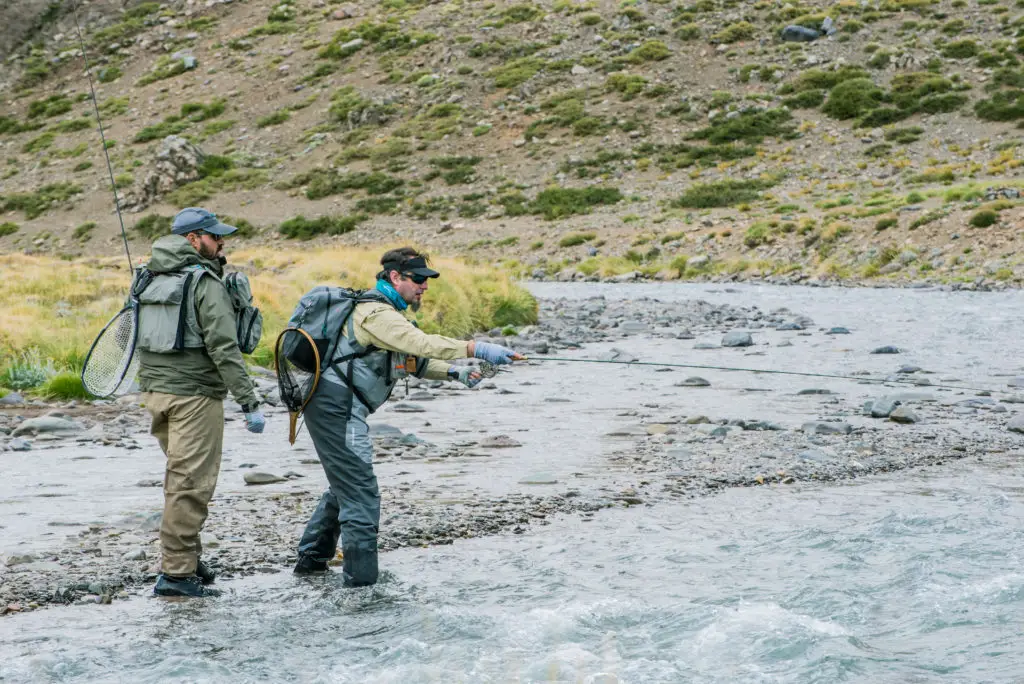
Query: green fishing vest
136,265,214,354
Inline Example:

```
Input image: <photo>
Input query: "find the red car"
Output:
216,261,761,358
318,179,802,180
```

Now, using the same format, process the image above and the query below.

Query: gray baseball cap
171,207,237,236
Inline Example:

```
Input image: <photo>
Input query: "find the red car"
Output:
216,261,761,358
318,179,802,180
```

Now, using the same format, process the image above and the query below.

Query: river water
3,283,1024,683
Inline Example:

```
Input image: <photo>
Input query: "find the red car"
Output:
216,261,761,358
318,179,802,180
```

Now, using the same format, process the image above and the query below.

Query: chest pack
282,286,427,412
136,266,263,355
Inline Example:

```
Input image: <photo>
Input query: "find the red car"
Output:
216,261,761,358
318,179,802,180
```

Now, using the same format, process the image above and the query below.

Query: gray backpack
223,271,263,354
282,286,387,373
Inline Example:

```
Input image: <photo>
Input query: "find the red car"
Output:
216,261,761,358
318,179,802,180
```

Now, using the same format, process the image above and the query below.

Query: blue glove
473,341,518,365
244,411,266,434
449,366,482,388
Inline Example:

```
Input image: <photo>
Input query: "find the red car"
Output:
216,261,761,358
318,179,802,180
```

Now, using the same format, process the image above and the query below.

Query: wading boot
196,560,217,585
154,574,222,598
293,555,330,575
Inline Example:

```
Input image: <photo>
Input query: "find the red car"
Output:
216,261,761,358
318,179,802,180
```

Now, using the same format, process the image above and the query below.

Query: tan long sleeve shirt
352,302,469,380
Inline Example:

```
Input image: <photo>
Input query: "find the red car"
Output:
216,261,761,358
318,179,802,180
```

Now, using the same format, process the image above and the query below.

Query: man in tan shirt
294,247,523,586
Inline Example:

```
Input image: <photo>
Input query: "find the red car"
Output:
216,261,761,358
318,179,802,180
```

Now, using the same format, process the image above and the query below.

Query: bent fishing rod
71,0,133,275
521,356,1018,396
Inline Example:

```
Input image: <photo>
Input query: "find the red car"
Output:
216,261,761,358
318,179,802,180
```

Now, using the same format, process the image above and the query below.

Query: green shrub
822,78,885,120
783,89,825,109
531,187,623,219
256,110,290,127
134,214,172,239
198,155,234,178
133,118,189,143
711,21,756,43
298,169,404,199
675,23,701,40
559,231,597,247
27,95,72,119
942,40,978,59
279,214,366,239
857,107,909,128
0,350,55,390
73,221,97,240
23,132,56,153
1,183,81,219
916,93,967,114
975,90,1024,121
674,178,773,208
181,100,226,122
875,216,898,230
885,127,924,144
689,109,794,144
41,372,91,400
628,40,671,62
0,222,19,236
743,223,771,248
489,58,545,88
969,209,998,227
137,55,192,86
98,66,122,83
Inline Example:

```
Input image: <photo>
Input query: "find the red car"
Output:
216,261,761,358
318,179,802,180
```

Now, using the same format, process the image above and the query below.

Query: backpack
223,271,263,354
282,286,385,373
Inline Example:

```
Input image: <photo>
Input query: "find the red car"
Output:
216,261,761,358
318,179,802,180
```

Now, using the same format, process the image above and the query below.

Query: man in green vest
137,207,266,598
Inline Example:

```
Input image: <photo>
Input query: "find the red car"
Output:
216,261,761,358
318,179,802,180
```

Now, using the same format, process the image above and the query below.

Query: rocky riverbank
3,287,1024,615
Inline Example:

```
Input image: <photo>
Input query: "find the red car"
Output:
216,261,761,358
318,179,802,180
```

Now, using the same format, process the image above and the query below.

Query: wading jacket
136,235,259,409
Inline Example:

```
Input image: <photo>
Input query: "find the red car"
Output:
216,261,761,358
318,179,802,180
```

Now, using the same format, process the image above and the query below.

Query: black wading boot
154,574,222,598
196,560,217,585
293,555,331,575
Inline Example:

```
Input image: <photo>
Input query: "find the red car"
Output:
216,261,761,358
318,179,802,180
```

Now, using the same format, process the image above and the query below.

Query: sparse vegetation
674,178,775,208
278,214,366,239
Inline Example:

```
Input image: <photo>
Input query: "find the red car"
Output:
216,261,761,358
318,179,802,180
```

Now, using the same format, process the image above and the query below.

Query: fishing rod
70,0,133,274
523,356,1017,396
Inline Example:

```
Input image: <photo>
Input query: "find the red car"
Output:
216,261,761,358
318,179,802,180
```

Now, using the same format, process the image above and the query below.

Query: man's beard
409,300,421,312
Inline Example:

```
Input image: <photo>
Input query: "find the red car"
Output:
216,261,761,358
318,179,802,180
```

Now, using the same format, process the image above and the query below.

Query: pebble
889,407,920,424
871,345,902,355
1007,415,1024,434
7,438,31,451
479,435,522,448
827,327,851,334
121,549,147,561
675,376,710,387
802,422,853,435
519,474,558,485
722,331,754,347
243,472,287,485
391,403,426,413
0,392,25,406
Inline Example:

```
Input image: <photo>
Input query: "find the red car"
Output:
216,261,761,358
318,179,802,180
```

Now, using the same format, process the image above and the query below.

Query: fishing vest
136,265,211,354
320,292,429,413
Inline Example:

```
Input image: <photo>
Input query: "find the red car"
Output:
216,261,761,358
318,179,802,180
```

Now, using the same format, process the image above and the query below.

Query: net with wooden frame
274,327,322,445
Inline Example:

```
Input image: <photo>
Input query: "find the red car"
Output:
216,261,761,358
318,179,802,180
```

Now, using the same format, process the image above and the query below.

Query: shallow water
3,460,1024,683
4,282,1024,682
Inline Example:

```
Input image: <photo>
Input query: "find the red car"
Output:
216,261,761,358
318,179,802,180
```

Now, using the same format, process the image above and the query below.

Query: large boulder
123,136,206,211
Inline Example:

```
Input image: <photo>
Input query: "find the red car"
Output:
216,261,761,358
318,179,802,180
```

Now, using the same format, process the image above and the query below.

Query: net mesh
81,306,138,398
275,328,320,444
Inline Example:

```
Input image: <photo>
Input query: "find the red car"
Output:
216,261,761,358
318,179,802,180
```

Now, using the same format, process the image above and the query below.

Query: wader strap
329,361,375,416
173,271,196,351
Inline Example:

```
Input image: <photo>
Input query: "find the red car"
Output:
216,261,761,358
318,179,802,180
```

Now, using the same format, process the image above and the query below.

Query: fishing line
525,356,1017,396
70,0,133,275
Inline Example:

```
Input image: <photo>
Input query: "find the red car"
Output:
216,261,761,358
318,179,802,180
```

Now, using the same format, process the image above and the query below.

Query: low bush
278,214,366,239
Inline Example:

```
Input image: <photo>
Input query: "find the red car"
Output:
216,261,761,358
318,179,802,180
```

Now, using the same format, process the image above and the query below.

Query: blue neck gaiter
375,279,408,311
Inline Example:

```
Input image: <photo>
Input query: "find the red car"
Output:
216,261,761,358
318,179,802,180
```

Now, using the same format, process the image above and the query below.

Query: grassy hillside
1,0,1023,285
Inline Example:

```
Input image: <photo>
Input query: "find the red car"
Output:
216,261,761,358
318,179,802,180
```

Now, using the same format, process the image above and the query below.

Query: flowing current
3,282,1024,683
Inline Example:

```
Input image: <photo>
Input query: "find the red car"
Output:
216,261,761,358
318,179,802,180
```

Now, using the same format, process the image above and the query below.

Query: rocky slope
0,0,1023,285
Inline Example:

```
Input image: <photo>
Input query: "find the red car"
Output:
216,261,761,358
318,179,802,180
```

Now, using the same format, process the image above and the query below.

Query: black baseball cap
171,207,238,236
384,255,439,279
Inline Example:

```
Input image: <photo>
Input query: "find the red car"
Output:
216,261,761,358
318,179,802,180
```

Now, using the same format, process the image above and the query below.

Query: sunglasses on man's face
403,272,428,285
